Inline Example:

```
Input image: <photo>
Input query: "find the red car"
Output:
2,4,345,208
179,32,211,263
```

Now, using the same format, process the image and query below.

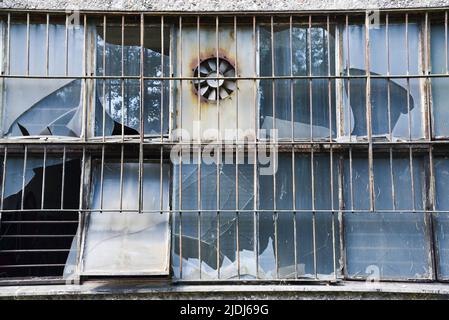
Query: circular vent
193,57,236,101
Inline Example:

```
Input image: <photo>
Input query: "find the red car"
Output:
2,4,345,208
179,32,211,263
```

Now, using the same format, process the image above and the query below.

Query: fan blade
208,88,217,100
219,60,230,74
224,69,235,77
200,65,209,75
219,87,229,99
193,78,206,85
223,80,236,91
208,59,217,71
200,86,209,96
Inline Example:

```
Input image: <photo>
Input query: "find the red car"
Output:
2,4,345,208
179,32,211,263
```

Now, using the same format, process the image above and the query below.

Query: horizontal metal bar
1,74,449,80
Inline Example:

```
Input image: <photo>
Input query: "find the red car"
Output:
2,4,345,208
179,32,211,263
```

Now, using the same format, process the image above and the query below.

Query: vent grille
193,57,236,101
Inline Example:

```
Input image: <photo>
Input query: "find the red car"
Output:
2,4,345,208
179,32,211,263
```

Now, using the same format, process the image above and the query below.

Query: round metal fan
193,57,236,101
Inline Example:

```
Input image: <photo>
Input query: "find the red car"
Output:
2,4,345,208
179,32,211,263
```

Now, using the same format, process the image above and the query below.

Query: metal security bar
0,10,449,285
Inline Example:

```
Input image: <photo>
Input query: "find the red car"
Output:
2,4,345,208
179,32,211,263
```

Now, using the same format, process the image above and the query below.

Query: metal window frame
0,9,448,285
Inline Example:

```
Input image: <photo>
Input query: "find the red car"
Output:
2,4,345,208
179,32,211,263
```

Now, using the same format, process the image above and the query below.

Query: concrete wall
0,0,448,12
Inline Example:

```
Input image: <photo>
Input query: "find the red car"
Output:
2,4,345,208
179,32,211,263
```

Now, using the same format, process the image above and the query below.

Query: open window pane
81,161,170,275
0,154,81,279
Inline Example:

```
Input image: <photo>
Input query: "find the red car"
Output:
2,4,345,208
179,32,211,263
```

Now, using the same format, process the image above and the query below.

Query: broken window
0,150,81,279
2,16,84,138
259,23,336,140
344,154,431,280
81,158,170,275
431,21,449,138
341,19,423,140
172,152,339,280
94,18,171,137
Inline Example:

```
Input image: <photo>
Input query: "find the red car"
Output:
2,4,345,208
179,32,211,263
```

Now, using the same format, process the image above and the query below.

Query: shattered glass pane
172,157,256,280
95,23,170,137
259,24,336,140
0,155,81,279
81,162,170,275
431,24,449,137
3,21,83,138
342,22,423,140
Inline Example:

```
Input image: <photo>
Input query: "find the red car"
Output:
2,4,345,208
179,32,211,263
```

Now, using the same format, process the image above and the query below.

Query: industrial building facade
1,0,449,299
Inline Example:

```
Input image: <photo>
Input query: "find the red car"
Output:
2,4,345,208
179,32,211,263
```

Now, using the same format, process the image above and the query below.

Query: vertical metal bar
406,14,413,141
311,149,317,279
40,146,47,210
290,16,294,142
196,16,201,143
349,147,354,211
65,13,69,77
386,14,392,140
197,146,202,279
273,144,279,280
138,14,144,214
390,147,396,211
26,13,30,76
82,14,88,141
410,147,416,212
327,15,333,142
346,15,352,142
234,16,241,279
365,11,375,212
1,147,8,212
308,15,313,142
178,147,183,279
74,147,87,284
444,11,449,74
292,149,298,279
160,147,164,214
119,144,124,213
45,14,50,76
21,146,28,211
271,16,275,141
100,145,105,213
216,147,221,279
253,15,259,279
161,15,165,140
196,15,202,279
60,146,66,210
121,15,125,140
330,148,337,279
102,15,107,141
236,147,240,279
6,13,11,75
216,16,220,141
178,16,183,142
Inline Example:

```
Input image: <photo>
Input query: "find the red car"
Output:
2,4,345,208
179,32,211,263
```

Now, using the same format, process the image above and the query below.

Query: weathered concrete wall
0,0,449,12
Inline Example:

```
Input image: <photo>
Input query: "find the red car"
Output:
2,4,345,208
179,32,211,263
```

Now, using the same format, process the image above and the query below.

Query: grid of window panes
0,11,449,284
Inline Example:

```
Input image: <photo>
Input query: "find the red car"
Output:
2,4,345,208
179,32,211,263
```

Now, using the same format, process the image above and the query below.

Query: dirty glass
342,22,423,140
3,20,83,137
81,161,170,275
344,155,430,280
259,24,336,140
431,23,449,137
433,157,449,279
0,155,81,279
259,153,339,279
95,22,171,137
172,155,255,280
